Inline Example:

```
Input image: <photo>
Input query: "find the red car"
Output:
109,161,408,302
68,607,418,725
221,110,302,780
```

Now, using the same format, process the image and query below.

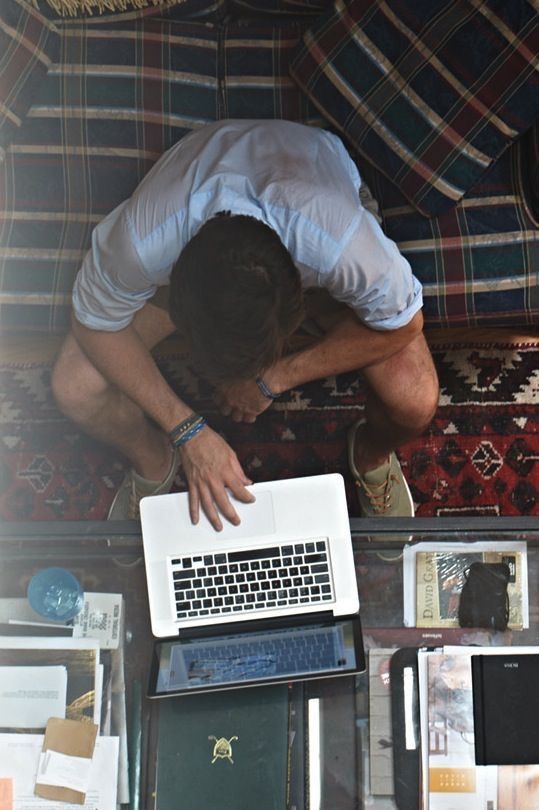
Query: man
52,119,439,531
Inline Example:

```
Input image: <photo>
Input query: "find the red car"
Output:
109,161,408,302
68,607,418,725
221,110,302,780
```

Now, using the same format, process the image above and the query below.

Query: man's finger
198,484,225,532
187,486,200,526
208,483,245,527
227,480,256,506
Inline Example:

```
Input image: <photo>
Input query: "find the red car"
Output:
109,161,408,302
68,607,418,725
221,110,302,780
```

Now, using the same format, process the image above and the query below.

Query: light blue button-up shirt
72,119,422,332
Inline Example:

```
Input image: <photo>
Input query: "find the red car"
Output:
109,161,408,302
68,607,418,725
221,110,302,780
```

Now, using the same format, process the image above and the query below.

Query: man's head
169,213,304,384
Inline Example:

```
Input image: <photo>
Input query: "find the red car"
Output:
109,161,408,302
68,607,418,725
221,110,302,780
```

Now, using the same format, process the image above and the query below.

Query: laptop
141,473,364,695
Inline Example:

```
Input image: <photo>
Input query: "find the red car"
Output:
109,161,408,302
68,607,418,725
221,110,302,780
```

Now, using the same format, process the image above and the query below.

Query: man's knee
364,335,439,433
51,335,108,417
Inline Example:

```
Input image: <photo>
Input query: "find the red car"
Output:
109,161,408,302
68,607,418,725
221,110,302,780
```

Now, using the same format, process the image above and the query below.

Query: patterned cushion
290,0,539,217
230,0,331,17
526,120,539,221
0,0,59,157
0,18,219,333
221,21,320,121
360,139,539,328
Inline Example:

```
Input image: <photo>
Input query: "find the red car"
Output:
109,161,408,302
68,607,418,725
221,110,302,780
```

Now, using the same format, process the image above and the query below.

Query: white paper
0,666,67,729
72,593,123,649
0,733,119,810
0,637,101,725
37,750,92,793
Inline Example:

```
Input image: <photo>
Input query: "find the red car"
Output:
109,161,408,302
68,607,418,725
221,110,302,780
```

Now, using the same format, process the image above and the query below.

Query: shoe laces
358,472,398,515
127,480,143,520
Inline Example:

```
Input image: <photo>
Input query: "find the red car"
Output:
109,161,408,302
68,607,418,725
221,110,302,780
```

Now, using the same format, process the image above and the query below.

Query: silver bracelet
255,376,279,400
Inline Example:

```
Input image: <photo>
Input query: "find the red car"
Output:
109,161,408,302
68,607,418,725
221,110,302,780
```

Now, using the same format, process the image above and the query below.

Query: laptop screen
148,615,365,696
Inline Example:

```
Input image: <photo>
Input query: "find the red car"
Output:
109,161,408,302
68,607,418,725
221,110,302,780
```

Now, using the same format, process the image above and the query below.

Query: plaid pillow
290,0,539,217
0,0,59,158
360,139,539,328
0,18,219,333
221,21,321,121
230,1,331,18
525,120,539,221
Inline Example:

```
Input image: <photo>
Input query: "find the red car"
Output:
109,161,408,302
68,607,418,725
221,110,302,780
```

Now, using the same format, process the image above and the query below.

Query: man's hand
179,425,255,531
215,378,275,423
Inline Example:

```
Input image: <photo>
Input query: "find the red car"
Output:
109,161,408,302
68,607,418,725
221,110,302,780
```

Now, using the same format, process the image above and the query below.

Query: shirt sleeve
320,207,423,330
71,201,158,331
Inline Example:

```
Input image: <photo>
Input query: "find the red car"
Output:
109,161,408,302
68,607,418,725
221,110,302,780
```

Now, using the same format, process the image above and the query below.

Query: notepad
471,653,539,765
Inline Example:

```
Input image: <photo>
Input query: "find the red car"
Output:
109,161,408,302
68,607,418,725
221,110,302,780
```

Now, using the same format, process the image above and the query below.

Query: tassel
31,0,185,17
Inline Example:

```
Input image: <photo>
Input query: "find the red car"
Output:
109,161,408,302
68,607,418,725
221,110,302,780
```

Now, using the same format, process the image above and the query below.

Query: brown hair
169,214,304,384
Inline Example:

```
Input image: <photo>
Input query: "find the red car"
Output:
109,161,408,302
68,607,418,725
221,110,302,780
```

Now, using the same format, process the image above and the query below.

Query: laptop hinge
176,610,337,640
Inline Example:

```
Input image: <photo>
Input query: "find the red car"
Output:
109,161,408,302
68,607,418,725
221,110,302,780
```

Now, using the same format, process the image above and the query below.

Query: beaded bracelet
255,376,279,400
169,413,207,447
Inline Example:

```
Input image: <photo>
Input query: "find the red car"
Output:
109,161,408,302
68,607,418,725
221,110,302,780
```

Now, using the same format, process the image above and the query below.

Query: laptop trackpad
200,490,276,540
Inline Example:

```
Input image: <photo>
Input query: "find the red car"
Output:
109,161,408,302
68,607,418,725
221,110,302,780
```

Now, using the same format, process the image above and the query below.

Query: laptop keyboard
168,538,334,621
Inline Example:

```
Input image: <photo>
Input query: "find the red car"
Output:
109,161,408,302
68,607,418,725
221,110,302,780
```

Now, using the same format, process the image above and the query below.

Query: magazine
418,646,539,810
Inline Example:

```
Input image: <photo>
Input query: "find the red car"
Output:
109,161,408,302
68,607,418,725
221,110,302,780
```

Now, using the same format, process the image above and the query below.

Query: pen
128,679,142,810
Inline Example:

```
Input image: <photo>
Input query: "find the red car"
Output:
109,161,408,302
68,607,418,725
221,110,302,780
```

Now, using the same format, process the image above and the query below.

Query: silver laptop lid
140,473,359,638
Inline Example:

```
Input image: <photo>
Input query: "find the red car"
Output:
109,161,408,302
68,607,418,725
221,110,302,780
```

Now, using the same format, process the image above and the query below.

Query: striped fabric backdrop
0,0,538,333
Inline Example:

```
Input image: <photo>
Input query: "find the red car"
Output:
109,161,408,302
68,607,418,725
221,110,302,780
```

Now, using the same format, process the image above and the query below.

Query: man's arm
269,309,424,392
216,310,424,421
70,318,254,530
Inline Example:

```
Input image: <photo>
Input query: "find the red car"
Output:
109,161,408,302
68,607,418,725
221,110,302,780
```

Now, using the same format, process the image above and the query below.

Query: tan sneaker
107,447,178,520
347,420,414,519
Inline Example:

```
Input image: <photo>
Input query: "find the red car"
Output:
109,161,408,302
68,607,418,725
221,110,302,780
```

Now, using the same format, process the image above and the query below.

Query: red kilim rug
0,341,537,521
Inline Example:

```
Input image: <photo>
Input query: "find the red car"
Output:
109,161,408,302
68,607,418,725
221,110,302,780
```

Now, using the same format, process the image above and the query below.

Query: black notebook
471,653,539,765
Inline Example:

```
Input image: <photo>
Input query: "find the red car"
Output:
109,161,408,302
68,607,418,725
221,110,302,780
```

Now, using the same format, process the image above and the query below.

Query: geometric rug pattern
0,342,537,521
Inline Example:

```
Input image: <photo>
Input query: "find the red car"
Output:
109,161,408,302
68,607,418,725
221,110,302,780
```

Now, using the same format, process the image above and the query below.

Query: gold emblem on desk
208,735,239,764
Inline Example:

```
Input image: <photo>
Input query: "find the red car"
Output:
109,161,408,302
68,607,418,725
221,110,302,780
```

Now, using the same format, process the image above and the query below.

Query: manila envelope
35,716,98,804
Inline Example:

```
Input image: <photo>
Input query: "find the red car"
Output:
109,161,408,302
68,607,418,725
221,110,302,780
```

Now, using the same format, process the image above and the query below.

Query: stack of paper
0,594,127,810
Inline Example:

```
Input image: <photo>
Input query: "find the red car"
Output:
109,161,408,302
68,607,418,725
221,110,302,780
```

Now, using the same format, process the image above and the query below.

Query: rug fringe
31,0,185,16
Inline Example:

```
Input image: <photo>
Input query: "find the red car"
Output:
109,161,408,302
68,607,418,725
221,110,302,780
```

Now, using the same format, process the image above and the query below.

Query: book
155,684,289,810
368,649,394,795
402,541,528,630
472,653,539,765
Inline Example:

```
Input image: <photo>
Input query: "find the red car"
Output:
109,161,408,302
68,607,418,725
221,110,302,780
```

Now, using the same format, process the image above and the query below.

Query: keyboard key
305,553,326,564
215,554,226,564
173,569,195,580
228,546,280,562
306,543,315,553
294,544,305,553
282,546,293,555
204,555,213,565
